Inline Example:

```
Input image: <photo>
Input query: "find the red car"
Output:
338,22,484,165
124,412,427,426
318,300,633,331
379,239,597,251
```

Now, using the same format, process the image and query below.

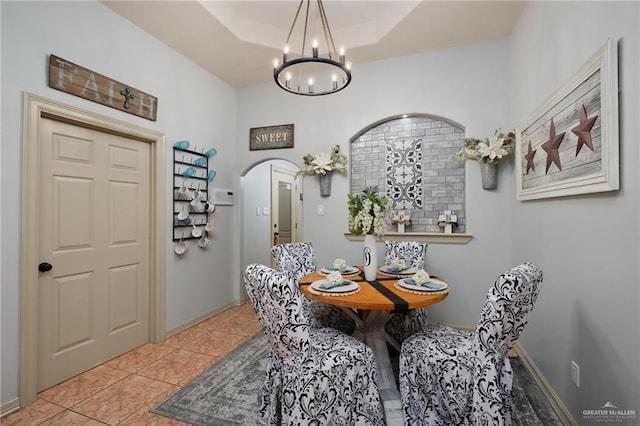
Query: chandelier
272,0,352,96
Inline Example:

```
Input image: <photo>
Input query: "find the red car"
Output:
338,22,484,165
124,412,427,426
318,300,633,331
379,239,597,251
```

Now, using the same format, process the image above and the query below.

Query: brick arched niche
350,114,466,233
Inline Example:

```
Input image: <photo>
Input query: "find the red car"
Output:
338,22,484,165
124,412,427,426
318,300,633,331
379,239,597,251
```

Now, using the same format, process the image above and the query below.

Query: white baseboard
164,301,242,338
0,397,20,418
515,343,577,426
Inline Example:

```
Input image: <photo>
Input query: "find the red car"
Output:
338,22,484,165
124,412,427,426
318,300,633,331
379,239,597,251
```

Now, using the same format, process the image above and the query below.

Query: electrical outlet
571,361,580,387
317,204,324,215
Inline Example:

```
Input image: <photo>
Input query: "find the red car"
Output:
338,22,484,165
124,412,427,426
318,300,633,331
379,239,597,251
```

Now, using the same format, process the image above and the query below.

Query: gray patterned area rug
152,332,560,425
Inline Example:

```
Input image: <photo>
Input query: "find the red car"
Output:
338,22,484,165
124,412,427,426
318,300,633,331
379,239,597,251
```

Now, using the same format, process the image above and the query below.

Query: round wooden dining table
299,267,449,425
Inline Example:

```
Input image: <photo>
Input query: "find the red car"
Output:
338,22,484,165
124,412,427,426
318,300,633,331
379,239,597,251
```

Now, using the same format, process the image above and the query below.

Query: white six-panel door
37,117,150,391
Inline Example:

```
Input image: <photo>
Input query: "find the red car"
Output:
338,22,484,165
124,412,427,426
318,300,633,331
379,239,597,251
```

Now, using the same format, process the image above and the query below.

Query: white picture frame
516,39,619,200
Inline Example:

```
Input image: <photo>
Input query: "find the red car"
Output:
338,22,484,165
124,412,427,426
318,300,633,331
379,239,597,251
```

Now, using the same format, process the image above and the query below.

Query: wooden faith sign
249,124,294,150
48,54,158,121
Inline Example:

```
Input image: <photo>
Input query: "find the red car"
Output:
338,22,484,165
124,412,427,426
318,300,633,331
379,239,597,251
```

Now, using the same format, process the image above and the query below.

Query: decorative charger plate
397,278,448,292
310,280,359,293
319,266,360,275
379,266,418,275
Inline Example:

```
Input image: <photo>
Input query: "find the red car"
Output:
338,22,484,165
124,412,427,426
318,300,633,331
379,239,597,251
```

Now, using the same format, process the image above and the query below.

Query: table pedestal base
344,308,405,425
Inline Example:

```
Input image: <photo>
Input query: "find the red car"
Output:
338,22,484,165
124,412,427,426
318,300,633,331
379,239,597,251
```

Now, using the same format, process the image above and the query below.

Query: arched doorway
240,159,302,277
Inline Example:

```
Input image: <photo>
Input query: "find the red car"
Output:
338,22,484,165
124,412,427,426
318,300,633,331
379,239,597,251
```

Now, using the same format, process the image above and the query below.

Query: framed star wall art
516,39,619,200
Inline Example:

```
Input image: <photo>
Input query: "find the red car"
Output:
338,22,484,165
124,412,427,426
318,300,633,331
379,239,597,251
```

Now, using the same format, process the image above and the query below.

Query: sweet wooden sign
48,54,158,121
249,124,294,150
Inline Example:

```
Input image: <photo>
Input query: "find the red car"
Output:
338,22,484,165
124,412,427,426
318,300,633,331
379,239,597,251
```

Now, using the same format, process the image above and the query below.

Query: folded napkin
387,266,408,273
405,278,442,289
318,280,349,290
324,266,355,273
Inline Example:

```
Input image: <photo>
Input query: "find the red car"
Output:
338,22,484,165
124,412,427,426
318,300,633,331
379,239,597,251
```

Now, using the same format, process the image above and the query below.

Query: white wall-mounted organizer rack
172,141,217,242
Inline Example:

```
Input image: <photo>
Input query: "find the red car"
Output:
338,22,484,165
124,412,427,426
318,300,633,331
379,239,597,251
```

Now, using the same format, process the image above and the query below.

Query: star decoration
524,141,536,174
571,104,598,156
541,118,566,174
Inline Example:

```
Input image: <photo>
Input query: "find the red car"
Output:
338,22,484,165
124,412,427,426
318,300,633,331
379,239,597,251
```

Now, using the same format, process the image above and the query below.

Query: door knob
38,262,53,272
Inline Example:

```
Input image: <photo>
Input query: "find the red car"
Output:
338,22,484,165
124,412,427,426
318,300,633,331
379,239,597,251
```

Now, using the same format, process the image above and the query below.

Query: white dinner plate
398,278,448,292
310,280,359,293
379,265,418,275
319,266,360,275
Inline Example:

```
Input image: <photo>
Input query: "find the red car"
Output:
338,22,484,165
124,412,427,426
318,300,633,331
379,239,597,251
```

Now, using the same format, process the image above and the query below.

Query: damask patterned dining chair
271,242,355,334
399,262,544,426
244,264,385,426
384,240,429,345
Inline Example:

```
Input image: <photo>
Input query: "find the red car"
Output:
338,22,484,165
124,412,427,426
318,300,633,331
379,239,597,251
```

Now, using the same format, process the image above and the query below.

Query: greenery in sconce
455,129,516,164
296,145,348,176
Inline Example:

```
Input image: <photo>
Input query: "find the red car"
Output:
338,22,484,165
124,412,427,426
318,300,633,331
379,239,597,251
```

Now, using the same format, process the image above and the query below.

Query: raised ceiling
102,1,524,89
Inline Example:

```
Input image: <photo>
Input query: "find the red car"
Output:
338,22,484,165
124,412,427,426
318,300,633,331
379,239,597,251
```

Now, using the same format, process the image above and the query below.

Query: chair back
475,262,543,356
384,240,428,269
271,242,317,280
243,264,311,360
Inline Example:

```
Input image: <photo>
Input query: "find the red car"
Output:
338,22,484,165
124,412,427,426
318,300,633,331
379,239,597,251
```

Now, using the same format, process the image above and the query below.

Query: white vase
363,234,378,281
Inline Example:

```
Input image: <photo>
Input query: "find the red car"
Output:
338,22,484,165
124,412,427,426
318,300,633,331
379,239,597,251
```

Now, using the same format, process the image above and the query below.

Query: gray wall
509,1,640,421
237,38,515,330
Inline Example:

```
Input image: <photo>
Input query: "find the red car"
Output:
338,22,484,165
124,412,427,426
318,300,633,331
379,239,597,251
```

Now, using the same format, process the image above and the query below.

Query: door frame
270,165,300,249
20,92,166,406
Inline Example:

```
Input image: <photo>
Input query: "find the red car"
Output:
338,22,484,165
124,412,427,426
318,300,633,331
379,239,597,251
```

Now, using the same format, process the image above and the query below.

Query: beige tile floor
1,302,261,426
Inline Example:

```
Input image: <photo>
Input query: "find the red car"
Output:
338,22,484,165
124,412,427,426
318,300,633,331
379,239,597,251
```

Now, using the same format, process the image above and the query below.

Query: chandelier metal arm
317,0,337,59
285,0,304,45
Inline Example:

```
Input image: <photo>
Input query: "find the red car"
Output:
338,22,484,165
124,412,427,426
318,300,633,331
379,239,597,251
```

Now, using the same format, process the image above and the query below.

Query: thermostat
212,188,234,205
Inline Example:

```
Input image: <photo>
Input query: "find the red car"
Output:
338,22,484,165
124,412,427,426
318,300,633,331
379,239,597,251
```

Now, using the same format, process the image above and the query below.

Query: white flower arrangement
347,186,390,237
333,258,347,271
412,270,431,286
390,258,407,271
297,145,348,176
455,129,516,164
326,271,344,285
